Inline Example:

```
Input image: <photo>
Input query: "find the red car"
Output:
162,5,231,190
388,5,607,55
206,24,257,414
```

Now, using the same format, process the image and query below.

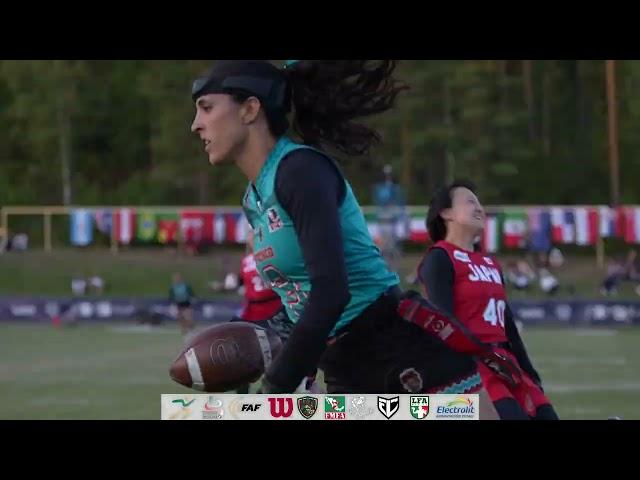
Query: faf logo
229,397,263,419
297,396,319,419
169,396,196,420
202,396,224,420
324,396,346,420
410,396,430,420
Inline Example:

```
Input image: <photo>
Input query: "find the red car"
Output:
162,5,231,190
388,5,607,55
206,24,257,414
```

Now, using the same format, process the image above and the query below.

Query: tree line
0,60,635,208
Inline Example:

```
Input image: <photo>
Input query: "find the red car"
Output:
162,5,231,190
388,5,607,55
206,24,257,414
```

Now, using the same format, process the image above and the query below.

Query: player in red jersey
417,180,558,420
234,229,285,325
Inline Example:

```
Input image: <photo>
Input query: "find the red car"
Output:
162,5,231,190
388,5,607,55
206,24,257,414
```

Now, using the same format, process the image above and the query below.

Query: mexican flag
157,212,179,244
502,210,527,248
482,214,501,253
136,211,157,242
408,214,429,243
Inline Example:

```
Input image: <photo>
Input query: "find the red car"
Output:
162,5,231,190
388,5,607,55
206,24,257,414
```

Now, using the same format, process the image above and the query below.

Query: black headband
192,74,290,112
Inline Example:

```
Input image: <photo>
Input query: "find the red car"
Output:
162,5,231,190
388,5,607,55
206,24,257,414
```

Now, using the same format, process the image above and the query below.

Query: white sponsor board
161,394,479,421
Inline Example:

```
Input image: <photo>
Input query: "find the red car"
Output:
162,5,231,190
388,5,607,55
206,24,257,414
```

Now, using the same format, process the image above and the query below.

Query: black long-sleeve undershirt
263,149,351,391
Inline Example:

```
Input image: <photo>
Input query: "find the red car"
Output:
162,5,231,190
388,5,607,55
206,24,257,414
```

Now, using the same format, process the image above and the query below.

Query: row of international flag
366,206,640,252
69,206,640,251
70,209,250,246
479,206,638,253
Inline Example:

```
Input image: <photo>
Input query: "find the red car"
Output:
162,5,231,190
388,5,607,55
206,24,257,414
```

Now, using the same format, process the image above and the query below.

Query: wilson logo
268,397,294,418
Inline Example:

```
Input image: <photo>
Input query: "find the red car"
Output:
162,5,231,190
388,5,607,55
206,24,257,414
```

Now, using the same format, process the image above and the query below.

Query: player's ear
440,207,453,222
239,97,261,125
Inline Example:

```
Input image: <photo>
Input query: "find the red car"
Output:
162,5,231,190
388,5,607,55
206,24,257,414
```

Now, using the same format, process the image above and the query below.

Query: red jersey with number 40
429,240,508,344
240,254,282,321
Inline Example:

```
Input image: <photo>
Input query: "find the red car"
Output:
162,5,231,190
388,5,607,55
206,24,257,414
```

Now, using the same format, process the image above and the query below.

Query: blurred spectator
548,247,565,268
169,273,195,337
624,250,639,280
539,268,560,296
209,255,240,294
71,275,87,296
372,164,407,272
0,232,29,253
11,233,29,251
88,274,106,295
601,256,624,296
506,259,536,291
601,249,640,297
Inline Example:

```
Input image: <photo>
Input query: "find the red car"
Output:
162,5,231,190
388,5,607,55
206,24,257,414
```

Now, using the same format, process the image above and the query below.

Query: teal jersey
169,282,193,304
242,136,399,336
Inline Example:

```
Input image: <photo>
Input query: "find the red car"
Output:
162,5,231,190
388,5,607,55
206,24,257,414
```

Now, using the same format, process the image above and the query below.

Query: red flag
114,208,136,245
616,206,627,238
157,214,179,244
574,207,599,246
180,210,214,244
225,213,237,243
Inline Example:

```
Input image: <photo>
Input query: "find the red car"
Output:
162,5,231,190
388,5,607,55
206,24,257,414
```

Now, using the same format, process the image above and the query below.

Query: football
169,322,283,392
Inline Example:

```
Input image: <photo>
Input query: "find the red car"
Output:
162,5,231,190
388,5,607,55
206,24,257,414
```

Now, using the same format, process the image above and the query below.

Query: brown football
169,322,283,392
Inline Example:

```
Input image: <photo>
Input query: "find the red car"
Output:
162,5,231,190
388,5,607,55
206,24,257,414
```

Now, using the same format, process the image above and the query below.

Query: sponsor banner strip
161,394,480,421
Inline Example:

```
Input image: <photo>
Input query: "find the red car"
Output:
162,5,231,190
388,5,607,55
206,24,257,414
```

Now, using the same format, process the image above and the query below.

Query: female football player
228,228,318,393
190,60,489,401
418,180,559,420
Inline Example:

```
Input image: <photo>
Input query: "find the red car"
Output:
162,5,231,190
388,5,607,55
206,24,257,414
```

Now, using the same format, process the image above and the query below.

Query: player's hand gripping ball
169,322,283,392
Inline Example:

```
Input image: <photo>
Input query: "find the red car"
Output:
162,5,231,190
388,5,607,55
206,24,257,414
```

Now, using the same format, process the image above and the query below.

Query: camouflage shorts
264,309,294,343
231,308,294,343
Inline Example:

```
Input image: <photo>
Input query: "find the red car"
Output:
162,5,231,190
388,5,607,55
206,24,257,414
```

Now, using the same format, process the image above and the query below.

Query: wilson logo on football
268,397,294,418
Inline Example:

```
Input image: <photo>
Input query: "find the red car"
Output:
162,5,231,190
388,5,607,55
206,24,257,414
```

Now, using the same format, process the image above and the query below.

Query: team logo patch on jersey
266,208,283,233
454,250,471,263
297,396,318,419
399,367,424,393
483,257,494,265
254,246,274,262
377,396,400,419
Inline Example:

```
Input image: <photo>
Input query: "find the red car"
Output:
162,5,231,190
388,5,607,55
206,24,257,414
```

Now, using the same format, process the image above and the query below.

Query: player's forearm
267,147,350,391
265,279,350,391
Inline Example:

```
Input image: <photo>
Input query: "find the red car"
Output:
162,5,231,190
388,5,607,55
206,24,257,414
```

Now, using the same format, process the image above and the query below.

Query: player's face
191,94,248,166
449,187,485,232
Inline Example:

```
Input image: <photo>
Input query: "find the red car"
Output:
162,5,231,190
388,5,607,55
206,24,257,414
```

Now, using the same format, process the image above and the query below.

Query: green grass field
1,248,639,299
1,322,639,420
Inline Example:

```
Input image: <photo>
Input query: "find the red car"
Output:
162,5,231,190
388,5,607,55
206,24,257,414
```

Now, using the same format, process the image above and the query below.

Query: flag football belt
396,291,523,388
326,285,402,346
